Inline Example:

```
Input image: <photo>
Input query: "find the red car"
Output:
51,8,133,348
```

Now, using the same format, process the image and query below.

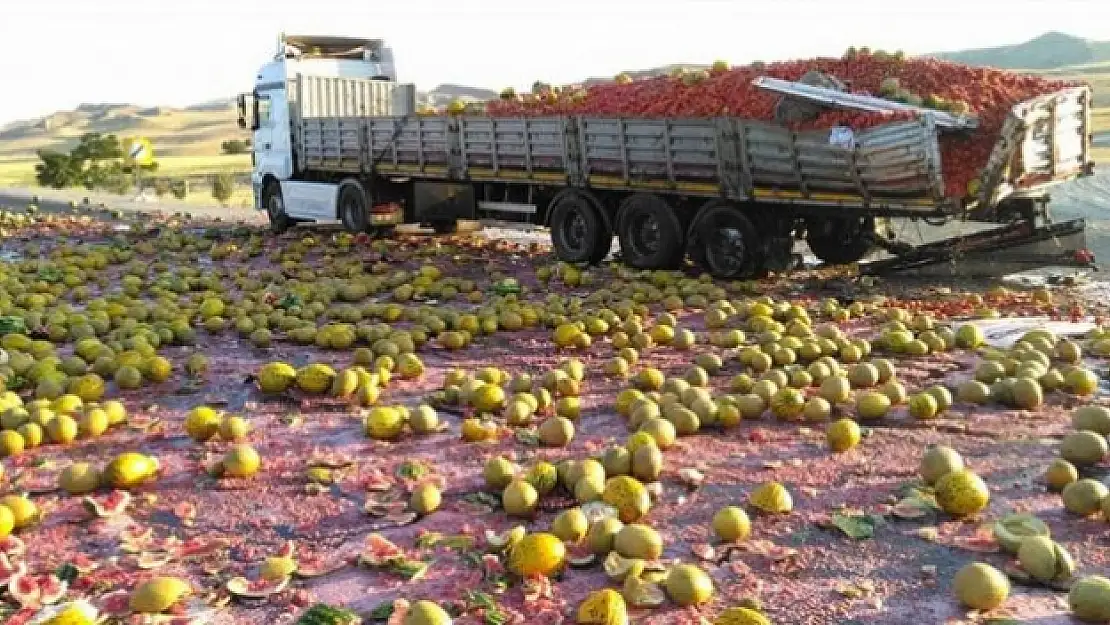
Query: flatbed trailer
241,35,1097,278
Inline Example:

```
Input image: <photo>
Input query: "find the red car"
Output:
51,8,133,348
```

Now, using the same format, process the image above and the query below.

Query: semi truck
238,34,1097,278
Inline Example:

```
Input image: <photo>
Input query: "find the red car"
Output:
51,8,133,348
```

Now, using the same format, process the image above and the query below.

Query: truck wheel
550,194,610,264
691,203,761,279
264,180,292,234
617,194,684,269
431,220,457,235
806,217,875,265
339,184,369,233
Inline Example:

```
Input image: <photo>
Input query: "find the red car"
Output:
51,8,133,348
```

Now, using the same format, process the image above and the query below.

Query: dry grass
0,159,36,186
1092,107,1110,134
0,106,247,161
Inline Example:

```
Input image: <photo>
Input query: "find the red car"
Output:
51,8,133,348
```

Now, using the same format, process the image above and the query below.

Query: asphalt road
0,187,266,223
0,185,1096,283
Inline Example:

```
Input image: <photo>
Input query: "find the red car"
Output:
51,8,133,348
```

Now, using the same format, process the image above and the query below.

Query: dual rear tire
550,193,612,264
616,194,685,269
549,192,689,269
805,216,876,265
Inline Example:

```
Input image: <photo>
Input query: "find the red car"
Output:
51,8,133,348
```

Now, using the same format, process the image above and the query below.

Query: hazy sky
3,0,1110,124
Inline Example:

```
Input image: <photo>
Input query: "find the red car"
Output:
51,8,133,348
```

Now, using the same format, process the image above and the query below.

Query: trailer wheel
806,217,875,265
339,184,369,233
690,203,761,279
617,194,684,269
550,194,610,264
264,180,292,234
431,220,457,235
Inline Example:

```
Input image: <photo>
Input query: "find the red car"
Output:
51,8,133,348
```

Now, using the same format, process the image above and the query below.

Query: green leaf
413,532,473,551
462,550,485,569
37,267,63,284
0,316,27,336
465,591,507,625
514,429,540,446
388,558,431,580
296,604,361,625
436,535,475,551
831,512,882,539
55,563,80,584
368,601,395,621
277,293,302,310
396,460,429,481
463,491,501,509
415,532,444,549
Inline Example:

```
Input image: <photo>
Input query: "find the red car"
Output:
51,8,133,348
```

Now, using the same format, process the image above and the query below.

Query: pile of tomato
478,52,1081,199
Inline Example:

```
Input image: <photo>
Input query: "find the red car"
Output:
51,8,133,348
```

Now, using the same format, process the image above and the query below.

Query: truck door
252,91,276,179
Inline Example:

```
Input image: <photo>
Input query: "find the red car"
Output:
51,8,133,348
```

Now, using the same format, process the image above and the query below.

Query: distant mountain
0,102,249,160
930,31,1110,70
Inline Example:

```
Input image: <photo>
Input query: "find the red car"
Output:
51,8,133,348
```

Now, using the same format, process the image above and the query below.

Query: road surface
0,185,1100,283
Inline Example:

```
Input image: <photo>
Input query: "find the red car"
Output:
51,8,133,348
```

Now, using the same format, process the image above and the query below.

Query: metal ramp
861,218,1093,277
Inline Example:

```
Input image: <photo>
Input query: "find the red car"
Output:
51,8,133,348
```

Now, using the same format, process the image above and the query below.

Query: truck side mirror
236,94,248,129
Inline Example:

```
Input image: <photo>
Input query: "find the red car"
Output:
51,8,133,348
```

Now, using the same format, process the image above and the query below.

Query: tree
34,150,80,188
170,179,188,200
153,178,172,197
33,132,159,192
70,133,123,189
211,173,235,205
221,139,250,155
70,132,122,162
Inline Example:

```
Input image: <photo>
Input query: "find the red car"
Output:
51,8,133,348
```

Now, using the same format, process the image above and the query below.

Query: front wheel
339,184,369,233
264,180,292,234
550,194,610,264
806,217,875,265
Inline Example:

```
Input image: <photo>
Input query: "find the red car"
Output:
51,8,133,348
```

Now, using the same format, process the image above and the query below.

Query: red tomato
468,54,1078,200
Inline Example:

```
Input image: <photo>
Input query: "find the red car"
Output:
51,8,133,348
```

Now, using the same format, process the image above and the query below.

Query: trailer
239,34,1097,278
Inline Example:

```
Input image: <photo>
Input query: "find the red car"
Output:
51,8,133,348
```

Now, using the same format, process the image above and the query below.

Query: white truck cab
237,34,412,232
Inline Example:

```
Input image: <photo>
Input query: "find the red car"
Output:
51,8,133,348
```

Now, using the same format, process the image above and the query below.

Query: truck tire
263,180,292,234
339,184,369,233
806,217,875,265
550,194,610,264
752,213,798,274
431,220,457,235
617,194,684,269
689,202,761,279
